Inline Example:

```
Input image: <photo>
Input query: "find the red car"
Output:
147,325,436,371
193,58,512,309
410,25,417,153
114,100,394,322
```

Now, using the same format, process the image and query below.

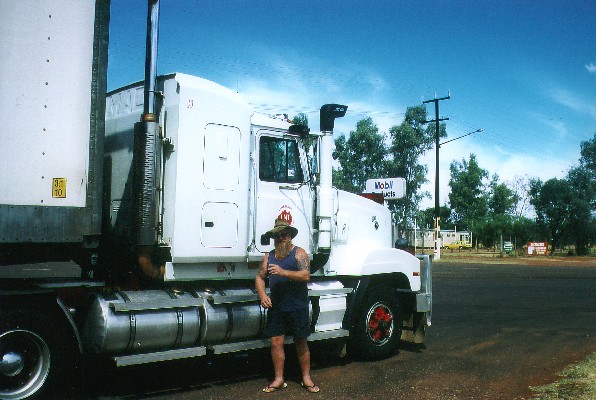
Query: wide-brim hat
265,218,298,239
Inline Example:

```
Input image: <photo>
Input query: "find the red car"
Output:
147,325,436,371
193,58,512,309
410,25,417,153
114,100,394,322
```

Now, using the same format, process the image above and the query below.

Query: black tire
350,287,402,361
0,310,73,400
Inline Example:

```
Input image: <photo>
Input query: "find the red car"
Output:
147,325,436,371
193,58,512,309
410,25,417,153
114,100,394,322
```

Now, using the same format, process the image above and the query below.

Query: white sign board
365,178,406,200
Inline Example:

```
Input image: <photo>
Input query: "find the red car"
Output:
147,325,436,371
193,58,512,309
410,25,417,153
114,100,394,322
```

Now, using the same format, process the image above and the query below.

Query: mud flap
400,311,426,344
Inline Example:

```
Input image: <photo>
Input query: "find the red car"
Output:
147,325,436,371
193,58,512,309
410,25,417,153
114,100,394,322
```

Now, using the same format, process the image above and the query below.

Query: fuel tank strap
110,297,205,312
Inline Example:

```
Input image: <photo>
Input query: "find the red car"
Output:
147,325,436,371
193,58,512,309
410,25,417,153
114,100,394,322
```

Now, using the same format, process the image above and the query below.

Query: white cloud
238,58,406,135
529,112,569,139
549,86,596,121
586,63,596,73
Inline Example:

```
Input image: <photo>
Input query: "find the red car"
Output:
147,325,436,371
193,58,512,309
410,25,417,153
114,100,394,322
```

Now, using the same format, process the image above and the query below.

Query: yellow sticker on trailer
52,178,67,198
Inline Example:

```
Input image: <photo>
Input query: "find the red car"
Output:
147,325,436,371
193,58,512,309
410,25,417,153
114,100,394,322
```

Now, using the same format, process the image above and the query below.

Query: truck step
211,329,350,355
111,329,350,366
113,346,207,367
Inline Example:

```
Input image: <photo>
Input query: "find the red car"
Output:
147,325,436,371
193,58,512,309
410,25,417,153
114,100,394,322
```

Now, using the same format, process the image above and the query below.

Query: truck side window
259,136,304,183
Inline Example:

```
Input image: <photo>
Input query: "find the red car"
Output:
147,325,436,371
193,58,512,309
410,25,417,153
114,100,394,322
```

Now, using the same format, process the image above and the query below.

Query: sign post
528,242,548,255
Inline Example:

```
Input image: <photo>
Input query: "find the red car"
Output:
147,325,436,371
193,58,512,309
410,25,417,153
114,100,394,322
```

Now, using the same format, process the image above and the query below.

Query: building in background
405,229,472,249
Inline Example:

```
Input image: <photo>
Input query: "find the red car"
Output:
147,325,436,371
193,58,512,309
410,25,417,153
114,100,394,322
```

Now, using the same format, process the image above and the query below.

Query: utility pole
423,94,449,260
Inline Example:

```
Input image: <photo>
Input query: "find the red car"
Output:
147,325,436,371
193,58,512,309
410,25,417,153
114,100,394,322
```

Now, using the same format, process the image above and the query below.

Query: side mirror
288,124,310,138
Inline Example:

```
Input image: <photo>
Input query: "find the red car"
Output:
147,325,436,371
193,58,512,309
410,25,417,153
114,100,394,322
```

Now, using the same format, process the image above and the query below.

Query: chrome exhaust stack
316,104,347,252
133,0,162,277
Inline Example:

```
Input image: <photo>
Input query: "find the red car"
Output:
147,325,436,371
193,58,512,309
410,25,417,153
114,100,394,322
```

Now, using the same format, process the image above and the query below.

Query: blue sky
108,0,595,209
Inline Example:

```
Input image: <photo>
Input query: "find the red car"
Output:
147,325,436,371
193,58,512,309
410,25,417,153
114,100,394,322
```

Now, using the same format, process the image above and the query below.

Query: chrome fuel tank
82,290,201,354
81,286,342,357
199,289,266,344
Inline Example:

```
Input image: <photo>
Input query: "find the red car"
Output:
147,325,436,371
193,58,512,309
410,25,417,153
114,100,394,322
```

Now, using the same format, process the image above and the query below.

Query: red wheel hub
367,302,393,344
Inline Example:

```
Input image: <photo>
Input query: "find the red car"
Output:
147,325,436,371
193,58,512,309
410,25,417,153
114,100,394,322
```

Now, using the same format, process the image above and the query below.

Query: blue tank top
268,247,309,311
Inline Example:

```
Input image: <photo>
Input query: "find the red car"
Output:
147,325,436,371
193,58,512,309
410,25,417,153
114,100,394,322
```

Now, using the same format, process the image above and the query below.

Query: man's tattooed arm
296,248,310,271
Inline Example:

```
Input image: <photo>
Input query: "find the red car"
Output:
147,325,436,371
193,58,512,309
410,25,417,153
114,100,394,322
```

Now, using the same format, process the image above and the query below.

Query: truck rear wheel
350,287,402,360
0,312,71,400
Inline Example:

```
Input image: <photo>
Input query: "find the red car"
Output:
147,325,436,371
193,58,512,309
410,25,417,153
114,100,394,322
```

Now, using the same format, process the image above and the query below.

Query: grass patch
529,353,596,400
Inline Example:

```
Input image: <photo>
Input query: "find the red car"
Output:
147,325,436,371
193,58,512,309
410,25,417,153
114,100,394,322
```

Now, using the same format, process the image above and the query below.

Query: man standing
255,218,320,393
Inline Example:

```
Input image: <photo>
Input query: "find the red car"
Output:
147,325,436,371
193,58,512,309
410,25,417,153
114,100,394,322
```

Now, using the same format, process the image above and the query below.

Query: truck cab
105,73,424,290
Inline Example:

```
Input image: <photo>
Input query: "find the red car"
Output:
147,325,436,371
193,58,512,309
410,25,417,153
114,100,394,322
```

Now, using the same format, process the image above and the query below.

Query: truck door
254,132,314,255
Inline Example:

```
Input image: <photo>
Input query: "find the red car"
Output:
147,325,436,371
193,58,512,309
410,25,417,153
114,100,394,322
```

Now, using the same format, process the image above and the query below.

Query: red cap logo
278,206,293,225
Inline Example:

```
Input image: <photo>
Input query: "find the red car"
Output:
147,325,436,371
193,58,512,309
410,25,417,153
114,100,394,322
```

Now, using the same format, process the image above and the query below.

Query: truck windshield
259,136,304,183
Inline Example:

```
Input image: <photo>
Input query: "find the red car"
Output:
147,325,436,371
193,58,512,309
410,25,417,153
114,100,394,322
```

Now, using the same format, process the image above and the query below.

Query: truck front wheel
350,287,402,360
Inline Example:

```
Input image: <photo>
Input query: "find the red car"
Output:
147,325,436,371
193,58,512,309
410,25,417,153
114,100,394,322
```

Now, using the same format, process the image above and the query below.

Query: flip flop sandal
262,382,288,393
301,382,320,393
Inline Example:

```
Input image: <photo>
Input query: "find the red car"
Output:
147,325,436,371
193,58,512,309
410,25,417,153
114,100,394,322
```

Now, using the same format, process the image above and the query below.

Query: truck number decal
52,178,67,198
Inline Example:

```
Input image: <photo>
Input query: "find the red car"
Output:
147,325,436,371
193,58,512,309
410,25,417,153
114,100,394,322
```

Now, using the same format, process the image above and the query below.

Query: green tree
488,175,516,216
478,214,515,250
448,154,489,230
292,113,309,131
386,106,443,232
527,135,595,255
331,168,353,192
512,216,538,254
529,178,574,254
417,207,435,230
565,134,596,254
472,175,517,249
579,133,596,173
332,117,386,193
473,219,496,249
291,112,317,175
417,206,453,230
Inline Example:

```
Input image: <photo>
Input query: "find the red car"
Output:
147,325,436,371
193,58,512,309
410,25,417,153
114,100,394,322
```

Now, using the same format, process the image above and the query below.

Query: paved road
80,263,595,400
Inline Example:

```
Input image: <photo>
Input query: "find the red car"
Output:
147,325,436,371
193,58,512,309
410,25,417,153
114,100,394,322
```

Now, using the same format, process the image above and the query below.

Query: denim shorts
265,308,311,338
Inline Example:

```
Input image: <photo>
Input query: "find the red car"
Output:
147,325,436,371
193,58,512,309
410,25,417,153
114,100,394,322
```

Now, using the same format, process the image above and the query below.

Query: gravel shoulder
430,251,596,267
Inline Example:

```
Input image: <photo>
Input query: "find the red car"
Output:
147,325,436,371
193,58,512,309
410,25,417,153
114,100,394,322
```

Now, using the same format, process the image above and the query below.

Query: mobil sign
365,177,406,200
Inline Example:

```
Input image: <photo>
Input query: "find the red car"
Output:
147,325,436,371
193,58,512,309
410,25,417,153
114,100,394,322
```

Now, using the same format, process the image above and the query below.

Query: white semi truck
0,1,432,399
